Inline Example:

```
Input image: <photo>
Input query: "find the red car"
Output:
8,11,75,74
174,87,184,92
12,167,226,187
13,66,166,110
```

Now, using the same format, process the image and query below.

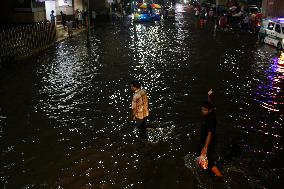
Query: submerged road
0,3,283,189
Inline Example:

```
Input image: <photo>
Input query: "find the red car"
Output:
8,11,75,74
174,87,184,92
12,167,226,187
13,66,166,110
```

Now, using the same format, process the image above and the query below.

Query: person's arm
201,132,212,156
208,88,213,103
132,94,137,120
132,108,136,120
132,101,136,120
142,92,149,115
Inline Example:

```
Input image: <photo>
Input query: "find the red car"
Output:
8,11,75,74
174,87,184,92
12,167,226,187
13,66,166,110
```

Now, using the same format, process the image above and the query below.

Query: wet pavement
0,3,283,189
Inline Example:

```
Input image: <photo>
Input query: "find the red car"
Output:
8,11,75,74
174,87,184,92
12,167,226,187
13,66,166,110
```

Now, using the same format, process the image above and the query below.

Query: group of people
130,80,222,177
240,10,262,34
49,9,93,38
192,1,262,33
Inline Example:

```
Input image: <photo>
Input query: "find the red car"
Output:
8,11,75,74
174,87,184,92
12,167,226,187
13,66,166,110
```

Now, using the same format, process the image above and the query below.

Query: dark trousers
135,118,147,140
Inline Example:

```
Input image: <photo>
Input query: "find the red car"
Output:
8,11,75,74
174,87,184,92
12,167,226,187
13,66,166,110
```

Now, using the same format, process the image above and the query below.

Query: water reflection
35,40,102,124
253,51,284,112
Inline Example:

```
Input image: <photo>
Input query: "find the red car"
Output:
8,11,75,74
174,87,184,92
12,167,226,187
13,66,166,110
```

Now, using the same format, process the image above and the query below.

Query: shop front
43,0,85,22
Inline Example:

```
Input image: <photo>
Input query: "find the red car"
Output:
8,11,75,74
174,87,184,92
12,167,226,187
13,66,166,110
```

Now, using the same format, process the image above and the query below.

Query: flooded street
0,4,283,189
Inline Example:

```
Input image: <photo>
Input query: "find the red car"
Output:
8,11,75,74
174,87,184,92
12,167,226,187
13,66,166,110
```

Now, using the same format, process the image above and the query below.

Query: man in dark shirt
197,89,222,176
60,11,66,28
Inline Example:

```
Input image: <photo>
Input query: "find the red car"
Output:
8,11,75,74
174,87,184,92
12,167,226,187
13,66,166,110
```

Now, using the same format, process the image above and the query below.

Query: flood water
0,4,283,189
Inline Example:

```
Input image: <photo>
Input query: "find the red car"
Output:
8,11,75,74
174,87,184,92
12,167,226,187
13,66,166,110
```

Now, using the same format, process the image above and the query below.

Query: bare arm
208,89,213,103
201,132,212,156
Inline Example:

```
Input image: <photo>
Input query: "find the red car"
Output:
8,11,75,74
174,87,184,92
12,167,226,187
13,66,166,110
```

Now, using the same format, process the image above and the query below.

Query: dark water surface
0,4,283,189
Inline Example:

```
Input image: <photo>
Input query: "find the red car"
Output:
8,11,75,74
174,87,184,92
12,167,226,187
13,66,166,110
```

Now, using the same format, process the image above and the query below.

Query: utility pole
86,0,91,47
131,0,133,15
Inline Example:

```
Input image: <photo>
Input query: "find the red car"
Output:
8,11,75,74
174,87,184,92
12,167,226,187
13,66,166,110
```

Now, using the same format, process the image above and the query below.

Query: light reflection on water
0,3,283,189
251,51,284,112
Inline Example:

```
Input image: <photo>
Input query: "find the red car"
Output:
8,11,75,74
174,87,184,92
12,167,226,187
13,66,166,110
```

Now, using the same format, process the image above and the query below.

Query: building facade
216,0,227,6
0,0,96,27
262,0,284,18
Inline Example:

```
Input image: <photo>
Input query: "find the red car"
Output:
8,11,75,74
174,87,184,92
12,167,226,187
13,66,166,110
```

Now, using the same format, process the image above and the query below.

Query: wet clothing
197,111,217,169
135,118,147,140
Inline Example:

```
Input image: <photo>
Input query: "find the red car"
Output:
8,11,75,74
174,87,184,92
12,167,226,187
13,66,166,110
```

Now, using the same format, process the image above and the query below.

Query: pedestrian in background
66,19,73,38
75,9,79,29
50,10,56,25
219,13,228,29
242,13,250,32
130,80,149,140
208,8,214,19
60,11,67,28
78,10,83,28
249,11,257,33
92,10,96,26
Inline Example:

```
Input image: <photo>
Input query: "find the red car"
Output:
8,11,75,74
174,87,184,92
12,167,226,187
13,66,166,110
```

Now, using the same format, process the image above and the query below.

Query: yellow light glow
278,52,284,65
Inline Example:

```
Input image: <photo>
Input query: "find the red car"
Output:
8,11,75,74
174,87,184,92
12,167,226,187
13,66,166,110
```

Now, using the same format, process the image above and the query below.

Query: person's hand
197,155,208,170
201,147,207,156
208,88,213,96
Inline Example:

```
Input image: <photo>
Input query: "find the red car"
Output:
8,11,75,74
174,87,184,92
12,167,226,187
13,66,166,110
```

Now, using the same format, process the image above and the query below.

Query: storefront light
58,0,72,7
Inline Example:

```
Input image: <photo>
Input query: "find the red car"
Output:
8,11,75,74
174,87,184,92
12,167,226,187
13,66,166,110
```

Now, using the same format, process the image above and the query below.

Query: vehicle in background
248,5,260,14
259,18,284,50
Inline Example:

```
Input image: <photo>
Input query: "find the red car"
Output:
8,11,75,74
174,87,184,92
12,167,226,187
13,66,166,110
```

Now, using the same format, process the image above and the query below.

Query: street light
131,0,133,15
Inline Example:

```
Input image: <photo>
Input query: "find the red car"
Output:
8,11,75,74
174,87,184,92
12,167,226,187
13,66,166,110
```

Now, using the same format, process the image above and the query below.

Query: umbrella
139,3,147,9
139,3,161,9
151,3,161,9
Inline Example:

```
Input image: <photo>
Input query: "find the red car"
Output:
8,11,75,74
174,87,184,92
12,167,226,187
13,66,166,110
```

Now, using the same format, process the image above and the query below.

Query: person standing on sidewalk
60,11,67,28
50,10,56,25
130,80,149,140
75,9,79,29
78,10,83,28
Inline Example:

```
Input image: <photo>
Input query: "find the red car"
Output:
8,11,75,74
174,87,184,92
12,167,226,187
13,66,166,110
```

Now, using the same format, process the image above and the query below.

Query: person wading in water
197,89,223,177
130,80,149,141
